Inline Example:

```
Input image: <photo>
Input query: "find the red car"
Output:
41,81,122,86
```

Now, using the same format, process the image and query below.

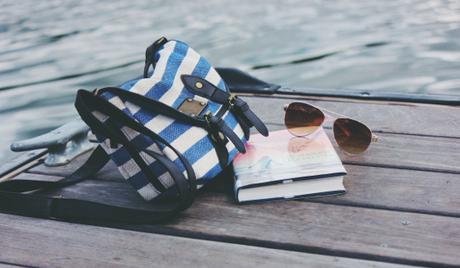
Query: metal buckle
228,94,237,105
204,111,212,123
178,98,207,117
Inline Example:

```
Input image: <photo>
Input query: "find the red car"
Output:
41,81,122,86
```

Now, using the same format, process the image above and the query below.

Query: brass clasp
178,98,207,117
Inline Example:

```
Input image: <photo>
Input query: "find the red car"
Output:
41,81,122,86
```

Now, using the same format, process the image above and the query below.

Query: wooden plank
0,214,414,268
268,125,460,174
0,263,26,268
13,164,460,217
0,156,44,183
27,126,460,179
0,149,46,179
334,132,460,174
143,194,460,267
323,165,460,216
245,94,460,138
1,95,459,267
22,95,460,177
8,173,460,267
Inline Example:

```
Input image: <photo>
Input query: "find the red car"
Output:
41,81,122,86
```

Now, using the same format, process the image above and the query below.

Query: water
1,0,459,162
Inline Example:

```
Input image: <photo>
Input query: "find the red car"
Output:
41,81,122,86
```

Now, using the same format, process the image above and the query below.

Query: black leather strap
96,87,247,166
0,145,108,192
97,87,206,129
0,188,182,223
77,91,167,192
207,114,246,154
0,146,186,223
76,89,197,194
0,86,202,223
234,114,251,140
182,75,230,103
232,96,269,137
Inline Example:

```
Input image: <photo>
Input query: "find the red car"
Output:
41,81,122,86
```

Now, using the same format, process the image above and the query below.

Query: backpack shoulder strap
0,144,191,223
0,87,201,223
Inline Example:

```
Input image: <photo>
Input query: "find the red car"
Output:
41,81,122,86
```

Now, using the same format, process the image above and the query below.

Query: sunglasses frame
283,102,378,152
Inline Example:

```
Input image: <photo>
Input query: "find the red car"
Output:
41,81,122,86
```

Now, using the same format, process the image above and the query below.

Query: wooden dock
1,94,459,267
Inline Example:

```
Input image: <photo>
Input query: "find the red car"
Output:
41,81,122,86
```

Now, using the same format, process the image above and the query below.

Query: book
232,128,347,203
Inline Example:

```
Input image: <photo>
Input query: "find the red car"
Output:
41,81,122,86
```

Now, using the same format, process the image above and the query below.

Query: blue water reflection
0,0,459,161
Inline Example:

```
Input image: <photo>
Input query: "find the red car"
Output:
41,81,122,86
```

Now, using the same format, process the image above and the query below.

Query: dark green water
1,0,459,161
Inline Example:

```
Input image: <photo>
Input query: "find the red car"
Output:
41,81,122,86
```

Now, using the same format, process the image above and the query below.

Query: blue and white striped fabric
92,40,245,201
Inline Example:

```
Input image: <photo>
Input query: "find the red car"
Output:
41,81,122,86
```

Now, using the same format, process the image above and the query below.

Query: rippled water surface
1,0,459,161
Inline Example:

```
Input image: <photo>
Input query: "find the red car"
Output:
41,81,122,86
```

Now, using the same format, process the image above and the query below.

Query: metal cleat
10,118,94,166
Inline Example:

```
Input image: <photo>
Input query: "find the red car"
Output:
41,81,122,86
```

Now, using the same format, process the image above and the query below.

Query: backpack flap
181,74,269,139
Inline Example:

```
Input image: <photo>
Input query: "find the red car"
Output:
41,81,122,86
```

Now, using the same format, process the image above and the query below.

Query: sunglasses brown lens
333,118,372,154
285,103,325,136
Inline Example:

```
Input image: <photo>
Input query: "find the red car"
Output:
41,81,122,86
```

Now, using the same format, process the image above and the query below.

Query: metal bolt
195,82,203,89
401,220,410,226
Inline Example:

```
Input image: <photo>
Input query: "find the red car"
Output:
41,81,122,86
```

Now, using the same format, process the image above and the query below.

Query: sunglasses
284,102,378,154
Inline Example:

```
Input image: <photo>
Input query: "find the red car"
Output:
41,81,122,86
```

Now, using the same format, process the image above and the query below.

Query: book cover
233,128,347,203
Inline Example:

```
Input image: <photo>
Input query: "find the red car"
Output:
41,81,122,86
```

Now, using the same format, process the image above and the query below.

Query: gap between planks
0,261,30,268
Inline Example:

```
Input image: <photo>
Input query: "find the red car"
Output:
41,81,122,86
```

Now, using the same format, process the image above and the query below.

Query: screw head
195,82,203,89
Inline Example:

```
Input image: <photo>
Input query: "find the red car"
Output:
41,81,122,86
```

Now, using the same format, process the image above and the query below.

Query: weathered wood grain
244,94,460,138
2,95,459,267
334,132,460,173
319,165,460,216
148,193,460,267
0,149,46,180
14,163,460,217
8,173,460,267
27,126,460,182
22,94,460,177
0,214,416,268
0,263,26,268
266,126,460,174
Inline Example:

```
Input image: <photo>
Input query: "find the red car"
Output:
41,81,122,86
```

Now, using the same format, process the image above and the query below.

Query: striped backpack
0,37,267,223
73,37,267,221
